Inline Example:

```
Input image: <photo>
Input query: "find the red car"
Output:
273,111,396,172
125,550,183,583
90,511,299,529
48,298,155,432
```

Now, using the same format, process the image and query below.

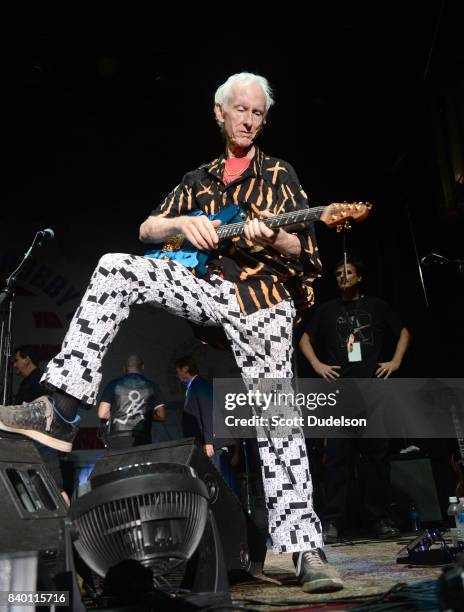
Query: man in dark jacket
175,355,216,460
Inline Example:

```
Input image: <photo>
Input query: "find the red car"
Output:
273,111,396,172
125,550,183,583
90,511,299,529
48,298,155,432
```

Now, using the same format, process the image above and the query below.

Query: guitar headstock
320,202,372,231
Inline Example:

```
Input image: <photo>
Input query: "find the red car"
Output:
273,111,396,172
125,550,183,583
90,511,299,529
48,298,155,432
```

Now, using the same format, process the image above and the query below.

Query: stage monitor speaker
89,438,267,576
0,435,85,611
390,456,443,524
0,436,68,551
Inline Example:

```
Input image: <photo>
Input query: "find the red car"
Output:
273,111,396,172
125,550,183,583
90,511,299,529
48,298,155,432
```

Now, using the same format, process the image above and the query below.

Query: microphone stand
342,231,348,283
0,232,48,405
241,439,252,515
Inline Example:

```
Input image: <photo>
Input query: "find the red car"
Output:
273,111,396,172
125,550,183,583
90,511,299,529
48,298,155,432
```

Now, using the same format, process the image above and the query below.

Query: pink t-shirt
223,157,251,185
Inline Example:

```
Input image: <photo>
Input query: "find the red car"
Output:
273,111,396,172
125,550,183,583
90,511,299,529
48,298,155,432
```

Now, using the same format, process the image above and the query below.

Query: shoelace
301,549,326,568
23,397,80,426
28,400,47,412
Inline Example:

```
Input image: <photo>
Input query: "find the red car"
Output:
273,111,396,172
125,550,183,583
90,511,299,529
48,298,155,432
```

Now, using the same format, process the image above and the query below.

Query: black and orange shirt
150,148,322,315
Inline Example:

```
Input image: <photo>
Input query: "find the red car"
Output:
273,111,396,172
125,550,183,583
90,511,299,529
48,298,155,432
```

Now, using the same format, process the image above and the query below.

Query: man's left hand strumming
243,209,302,259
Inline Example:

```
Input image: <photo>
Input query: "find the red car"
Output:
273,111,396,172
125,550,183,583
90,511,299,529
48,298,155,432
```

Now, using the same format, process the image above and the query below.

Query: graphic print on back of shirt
336,309,373,347
113,389,146,426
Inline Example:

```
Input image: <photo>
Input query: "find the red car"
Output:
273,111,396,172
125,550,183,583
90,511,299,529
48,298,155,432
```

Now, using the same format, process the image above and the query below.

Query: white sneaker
292,548,344,593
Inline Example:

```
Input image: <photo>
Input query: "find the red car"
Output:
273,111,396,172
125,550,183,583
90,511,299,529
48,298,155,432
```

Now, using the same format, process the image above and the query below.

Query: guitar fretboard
216,206,326,241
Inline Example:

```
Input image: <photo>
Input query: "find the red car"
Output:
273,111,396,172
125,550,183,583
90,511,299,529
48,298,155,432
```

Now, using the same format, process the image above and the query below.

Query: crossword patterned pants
43,253,323,553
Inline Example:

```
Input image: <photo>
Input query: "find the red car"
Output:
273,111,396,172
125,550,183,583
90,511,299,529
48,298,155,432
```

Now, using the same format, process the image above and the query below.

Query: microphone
420,252,448,266
36,228,55,240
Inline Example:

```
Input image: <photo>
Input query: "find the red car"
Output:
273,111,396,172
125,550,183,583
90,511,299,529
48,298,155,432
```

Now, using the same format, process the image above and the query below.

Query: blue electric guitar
145,202,372,275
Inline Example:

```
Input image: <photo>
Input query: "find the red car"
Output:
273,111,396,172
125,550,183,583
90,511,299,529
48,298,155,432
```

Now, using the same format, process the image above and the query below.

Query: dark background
2,2,464,377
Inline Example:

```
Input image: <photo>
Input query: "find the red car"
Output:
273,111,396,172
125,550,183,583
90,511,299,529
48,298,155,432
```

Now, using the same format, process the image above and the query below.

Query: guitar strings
216,206,327,239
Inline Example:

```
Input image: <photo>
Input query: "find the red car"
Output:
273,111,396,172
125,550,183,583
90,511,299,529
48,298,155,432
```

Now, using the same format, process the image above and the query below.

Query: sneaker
371,519,400,540
0,396,80,452
292,548,344,593
323,521,339,544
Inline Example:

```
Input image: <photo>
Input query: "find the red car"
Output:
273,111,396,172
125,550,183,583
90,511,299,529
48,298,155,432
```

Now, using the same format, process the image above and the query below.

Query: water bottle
409,502,420,532
457,497,464,543
448,496,459,546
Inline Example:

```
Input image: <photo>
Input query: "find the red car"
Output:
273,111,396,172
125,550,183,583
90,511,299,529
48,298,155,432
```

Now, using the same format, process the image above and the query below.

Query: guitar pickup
162,234,185,252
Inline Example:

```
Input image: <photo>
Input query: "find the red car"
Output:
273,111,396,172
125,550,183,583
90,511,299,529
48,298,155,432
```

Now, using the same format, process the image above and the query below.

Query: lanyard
341,296,363,350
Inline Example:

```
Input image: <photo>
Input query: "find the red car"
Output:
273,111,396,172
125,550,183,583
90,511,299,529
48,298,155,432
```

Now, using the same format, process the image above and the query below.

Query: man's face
13,352,31,377
175,366,190,384
215,82,266,150
336,263,362,290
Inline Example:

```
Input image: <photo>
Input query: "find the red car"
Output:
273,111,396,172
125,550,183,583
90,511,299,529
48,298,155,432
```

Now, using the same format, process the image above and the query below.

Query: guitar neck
216,206,326,241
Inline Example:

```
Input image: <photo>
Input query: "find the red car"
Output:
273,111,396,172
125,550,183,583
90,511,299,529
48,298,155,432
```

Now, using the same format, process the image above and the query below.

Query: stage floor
230,534,446,611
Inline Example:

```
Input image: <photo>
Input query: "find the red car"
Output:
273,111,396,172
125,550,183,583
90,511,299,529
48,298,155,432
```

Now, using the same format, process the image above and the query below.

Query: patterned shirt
151,147,322,315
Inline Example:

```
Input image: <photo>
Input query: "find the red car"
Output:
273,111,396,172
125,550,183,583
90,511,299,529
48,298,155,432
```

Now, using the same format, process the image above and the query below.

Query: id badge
347,341,362,362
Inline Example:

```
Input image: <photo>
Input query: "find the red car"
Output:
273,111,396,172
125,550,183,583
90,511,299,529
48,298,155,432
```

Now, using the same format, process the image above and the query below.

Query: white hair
214,72,274,117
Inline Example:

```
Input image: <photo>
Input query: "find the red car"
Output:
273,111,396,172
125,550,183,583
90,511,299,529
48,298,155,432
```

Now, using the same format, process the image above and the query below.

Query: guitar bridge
162,234,185,252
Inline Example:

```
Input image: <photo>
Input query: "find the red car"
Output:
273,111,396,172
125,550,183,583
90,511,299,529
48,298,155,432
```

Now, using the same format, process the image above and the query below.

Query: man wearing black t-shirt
299,257,411,541
13,346,48,405
98,355,166,449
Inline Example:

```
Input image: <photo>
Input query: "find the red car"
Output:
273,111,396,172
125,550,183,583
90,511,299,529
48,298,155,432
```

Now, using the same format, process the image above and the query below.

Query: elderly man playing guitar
0,72,369,593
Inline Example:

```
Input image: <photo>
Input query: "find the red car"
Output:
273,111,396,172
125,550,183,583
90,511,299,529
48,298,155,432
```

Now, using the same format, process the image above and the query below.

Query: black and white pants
43,253,323,553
